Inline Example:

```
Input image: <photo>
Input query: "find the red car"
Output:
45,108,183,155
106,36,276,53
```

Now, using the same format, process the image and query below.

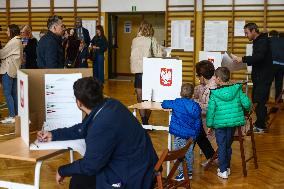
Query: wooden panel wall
166,0,196,83
202,1,284,81
0,0,100,45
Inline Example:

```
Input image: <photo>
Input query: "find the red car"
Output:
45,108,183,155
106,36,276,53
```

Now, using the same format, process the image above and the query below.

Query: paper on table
30,139,86,156
221,52,246,72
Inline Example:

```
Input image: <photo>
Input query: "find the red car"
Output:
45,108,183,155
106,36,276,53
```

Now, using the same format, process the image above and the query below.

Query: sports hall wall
0,0,283,83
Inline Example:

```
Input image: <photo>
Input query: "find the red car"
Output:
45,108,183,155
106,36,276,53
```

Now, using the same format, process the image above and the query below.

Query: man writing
37,77,158,189
233,23,273,133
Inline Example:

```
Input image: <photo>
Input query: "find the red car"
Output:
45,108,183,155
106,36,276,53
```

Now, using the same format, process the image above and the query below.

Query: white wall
101,0,166,12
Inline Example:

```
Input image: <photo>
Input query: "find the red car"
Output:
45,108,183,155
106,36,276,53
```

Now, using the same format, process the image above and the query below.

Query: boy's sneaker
175,172,192,181
0,117,15,124
217,168,230,175
175,173,184,181
217,169,228,179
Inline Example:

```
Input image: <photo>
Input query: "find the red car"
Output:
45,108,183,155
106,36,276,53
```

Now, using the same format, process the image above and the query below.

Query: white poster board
234,20,245,37
171,20,192,51
199,51,222,69
142,58,182,102
82,20,96,39
17,70,30,146
204,20,228,51
45,74,82,127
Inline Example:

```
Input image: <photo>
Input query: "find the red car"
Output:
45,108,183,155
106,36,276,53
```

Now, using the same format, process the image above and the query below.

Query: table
0,137,70,189
128,101,172,174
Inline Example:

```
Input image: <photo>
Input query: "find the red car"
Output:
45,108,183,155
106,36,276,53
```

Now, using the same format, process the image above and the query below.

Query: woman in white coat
0,24,23,124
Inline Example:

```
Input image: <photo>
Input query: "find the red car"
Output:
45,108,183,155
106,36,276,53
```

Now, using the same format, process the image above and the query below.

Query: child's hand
207,128,213,136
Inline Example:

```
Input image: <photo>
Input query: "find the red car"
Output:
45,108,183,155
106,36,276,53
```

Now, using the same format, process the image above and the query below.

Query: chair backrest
154,139,192,189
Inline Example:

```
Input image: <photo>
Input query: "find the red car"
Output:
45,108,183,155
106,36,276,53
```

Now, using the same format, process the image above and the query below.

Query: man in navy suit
74,17,91,47
37,77,158,189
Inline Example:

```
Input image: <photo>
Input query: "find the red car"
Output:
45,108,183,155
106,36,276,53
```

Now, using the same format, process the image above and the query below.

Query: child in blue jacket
162,83,202,180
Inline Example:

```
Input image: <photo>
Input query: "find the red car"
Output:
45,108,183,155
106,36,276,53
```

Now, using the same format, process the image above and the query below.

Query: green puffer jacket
206,83,251,129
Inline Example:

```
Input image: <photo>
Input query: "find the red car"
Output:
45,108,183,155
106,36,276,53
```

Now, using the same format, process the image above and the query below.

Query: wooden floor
0,80,284,188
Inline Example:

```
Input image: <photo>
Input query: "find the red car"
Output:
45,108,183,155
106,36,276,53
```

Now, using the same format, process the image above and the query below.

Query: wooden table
128,101,172,174
0,137,69,189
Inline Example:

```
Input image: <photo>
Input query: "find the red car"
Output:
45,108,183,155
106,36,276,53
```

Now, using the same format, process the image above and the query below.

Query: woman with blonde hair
20,24,38,68
0,24,23,124
130,21,162,125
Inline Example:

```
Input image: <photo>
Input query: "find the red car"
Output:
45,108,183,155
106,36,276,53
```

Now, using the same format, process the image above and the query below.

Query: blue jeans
215,127,236,172
93,54,104,83
2,73,17,117
174,137,194,174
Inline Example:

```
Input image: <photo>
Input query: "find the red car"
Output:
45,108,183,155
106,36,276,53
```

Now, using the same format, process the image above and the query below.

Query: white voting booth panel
199,51,222,69
16,69,92,155
142,58,182,102
18,70,30,146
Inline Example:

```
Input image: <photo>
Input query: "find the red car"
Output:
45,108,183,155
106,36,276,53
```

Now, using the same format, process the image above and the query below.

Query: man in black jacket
74,17,91,47
233,23,273,133
269,30,284,103
37,15,65,68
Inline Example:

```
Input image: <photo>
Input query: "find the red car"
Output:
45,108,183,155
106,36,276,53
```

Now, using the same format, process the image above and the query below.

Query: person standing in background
20,25,38,69
74,17,90,47
233,23,273,133
64,28,80,68
90,25,108,83
130,21,162,125
0,24,23,124
269,30,284,103
37,15,65,68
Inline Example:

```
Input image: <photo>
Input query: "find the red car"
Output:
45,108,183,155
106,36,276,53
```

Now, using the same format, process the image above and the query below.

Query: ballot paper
221,52,247,72
45,73,82,126
30,139,86,156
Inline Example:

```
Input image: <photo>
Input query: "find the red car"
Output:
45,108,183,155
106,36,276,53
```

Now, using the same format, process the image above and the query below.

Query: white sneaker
217,169,228,179
0,117,15,124
217,168,231,175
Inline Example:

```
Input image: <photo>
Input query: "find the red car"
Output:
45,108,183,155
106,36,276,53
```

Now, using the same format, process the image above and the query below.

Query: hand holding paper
231,54,243,64
37,131,52,142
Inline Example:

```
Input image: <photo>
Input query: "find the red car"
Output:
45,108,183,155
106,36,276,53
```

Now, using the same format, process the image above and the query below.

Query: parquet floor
0,80,283,189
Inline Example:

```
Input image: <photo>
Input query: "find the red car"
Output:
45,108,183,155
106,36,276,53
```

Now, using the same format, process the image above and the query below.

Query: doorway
108,12,165,79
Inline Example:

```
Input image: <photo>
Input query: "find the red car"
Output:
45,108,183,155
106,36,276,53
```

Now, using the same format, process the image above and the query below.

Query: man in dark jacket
37,15,65,68
233,23,273,133
37,77,158,189
269,30,284,103
74,17,91,47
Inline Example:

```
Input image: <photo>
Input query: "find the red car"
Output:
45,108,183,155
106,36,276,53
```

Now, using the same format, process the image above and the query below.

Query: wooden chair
204,113,258,177
153,139,192,189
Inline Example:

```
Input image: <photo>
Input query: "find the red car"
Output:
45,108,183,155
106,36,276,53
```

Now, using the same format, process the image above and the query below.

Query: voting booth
17,69,92,147
142,57,183,102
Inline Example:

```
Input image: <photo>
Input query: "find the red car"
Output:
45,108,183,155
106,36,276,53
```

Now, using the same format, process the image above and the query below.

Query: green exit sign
132,6,136,12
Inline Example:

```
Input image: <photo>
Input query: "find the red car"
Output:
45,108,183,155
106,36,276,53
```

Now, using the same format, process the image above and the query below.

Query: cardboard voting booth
17,69,92,147
199,51,222,69
142,57,182,102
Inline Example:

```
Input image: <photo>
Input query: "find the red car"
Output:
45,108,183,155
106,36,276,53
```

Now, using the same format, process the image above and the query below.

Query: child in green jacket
206,67,251,179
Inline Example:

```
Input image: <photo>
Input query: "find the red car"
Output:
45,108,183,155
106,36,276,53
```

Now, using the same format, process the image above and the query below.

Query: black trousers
194,127,215,160
252,74,273,129
273,64,284,101
69,174,96,189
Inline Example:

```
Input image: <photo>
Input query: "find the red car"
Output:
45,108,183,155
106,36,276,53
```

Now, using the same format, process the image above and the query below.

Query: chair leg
238,127,247,177
250,130,258,169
